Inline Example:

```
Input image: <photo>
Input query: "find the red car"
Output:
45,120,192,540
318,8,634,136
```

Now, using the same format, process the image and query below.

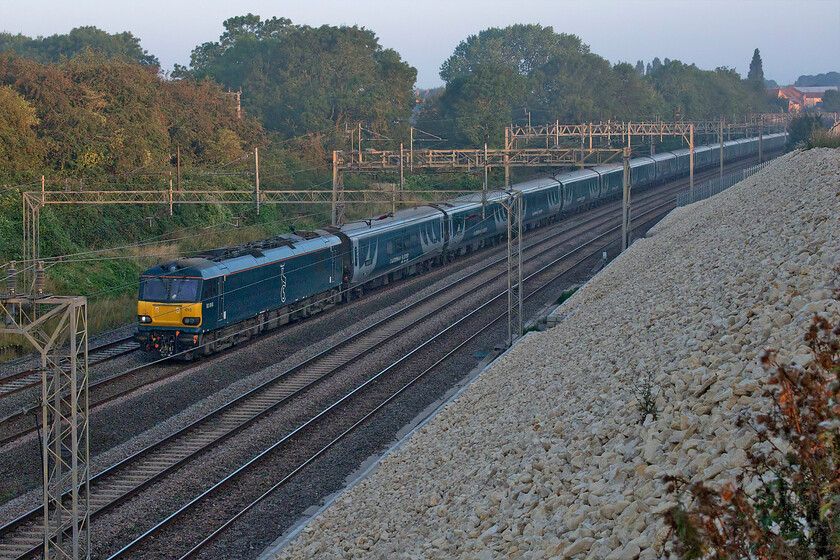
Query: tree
821,89,840,112
610,62,663,119
643,58,773,119
439,24,587,84
0,85,42,173
422,24,667,145
0,51,262,177
437,63,526,145
747,48,764,91
182,15,416,143
787,114,823,147
0,27,158,66
635,60,645,77
795,72,840,87
651,57,663,75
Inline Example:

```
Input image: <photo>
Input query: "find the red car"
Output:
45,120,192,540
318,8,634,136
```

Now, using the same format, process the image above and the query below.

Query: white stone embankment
271,148,840,559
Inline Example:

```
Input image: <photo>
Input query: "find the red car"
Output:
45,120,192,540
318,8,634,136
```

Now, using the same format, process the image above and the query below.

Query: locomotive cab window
170,278,201,302
140,277,201,303
140,277,167,301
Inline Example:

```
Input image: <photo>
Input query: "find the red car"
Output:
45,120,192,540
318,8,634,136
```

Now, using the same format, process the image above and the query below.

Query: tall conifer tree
747,48,764,88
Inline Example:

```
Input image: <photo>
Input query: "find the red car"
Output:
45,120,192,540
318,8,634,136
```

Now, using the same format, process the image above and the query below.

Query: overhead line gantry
16,114,789,288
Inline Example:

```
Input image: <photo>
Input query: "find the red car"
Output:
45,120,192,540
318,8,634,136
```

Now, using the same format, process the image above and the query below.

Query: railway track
0,154,778,558
0,170,682,559
0,158,690,448
0,154,774,449
0,339,139,399
108,184,678,559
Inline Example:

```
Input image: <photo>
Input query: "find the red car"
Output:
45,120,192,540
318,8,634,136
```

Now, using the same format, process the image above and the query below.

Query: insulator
7,261,17,295
35,261,45,295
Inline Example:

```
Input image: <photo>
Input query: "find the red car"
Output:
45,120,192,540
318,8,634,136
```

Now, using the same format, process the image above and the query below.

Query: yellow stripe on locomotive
137,300,202,327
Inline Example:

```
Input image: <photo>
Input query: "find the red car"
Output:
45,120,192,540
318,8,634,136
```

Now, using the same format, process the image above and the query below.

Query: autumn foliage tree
0,85,42,176
0,52,263,178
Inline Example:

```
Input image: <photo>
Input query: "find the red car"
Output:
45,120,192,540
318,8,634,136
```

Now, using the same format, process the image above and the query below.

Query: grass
806,129,840,149
555,287,579,306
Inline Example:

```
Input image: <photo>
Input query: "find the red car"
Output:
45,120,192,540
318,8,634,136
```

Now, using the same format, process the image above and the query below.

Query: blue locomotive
135,132,787,358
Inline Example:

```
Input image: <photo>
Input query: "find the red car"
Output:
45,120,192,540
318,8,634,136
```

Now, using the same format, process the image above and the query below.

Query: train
135,132,787,359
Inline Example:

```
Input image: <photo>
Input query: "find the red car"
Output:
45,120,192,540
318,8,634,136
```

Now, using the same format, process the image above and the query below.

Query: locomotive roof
140,231,340,279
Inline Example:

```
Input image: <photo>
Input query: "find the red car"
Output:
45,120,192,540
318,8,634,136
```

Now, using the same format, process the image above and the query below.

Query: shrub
806,129,840,150
632,370,660,423
663,313,840,559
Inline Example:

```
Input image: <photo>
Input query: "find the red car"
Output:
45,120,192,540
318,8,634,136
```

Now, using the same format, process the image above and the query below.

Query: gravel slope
270,148,840,559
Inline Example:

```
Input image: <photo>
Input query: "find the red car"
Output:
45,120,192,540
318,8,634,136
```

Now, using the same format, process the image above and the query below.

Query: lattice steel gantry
0,288,90,560
506,114,789,148
330,145,624,226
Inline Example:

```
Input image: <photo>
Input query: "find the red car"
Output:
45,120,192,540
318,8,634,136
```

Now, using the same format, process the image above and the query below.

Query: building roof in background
795,86,839,93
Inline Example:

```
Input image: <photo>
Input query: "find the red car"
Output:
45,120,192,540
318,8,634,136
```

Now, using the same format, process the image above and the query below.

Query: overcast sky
2,0,838,87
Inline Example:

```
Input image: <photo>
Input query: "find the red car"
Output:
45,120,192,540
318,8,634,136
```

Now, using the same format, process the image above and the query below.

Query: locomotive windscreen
140,277,201,303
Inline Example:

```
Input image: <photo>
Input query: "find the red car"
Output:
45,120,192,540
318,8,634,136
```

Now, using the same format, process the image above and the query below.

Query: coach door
219,276,226,322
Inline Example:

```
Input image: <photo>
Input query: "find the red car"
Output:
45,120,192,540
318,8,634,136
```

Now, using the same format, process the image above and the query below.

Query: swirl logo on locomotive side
280,263,287,303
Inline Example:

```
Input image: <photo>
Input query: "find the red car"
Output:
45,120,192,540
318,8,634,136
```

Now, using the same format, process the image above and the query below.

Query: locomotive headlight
138,315,152,324
182,317,200,326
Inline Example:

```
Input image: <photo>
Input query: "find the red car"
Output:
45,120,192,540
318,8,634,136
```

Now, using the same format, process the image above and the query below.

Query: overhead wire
1,111,553,290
